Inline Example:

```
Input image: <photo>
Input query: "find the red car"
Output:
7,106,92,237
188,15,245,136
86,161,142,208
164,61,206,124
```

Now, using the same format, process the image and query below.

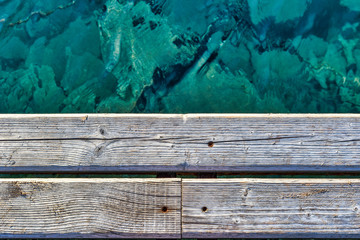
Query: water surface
0,0,360,113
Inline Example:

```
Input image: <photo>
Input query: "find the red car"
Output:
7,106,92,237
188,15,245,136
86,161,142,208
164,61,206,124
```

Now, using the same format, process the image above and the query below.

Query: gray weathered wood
182,178,360,238
1,114,360,172
0,178,181,238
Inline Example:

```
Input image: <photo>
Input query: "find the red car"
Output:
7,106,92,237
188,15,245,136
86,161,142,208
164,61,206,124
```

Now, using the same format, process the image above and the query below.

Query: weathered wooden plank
1,114,360,172
0,178,181,238
182,178,360,238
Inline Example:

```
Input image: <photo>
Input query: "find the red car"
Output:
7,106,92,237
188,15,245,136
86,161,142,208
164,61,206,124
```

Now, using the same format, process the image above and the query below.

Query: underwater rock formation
0,0,360,113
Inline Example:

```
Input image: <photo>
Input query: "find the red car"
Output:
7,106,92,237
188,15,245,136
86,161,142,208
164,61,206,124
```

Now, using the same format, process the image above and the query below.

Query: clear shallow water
0,0,360,113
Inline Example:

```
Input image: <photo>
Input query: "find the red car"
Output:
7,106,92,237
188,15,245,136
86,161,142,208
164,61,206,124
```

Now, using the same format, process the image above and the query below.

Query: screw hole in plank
161,206,168,213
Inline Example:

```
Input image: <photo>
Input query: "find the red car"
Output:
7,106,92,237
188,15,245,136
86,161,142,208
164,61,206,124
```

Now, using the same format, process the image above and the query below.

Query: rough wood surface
1,114,360,172
0,178,181,238
182,178,360,238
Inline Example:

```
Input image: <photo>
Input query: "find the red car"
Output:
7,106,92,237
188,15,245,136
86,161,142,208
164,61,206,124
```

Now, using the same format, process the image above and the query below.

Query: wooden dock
0,114,360,238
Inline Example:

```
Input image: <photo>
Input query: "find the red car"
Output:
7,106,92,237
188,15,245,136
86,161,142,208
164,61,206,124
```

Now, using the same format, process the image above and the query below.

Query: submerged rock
341,0,360,11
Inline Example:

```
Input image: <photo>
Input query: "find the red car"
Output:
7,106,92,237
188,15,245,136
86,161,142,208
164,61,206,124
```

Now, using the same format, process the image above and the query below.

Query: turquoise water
0,0,360,113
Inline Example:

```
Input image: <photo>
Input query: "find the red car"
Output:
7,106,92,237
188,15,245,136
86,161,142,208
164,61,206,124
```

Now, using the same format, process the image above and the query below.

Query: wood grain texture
0,178,181,238
1,114,360,172
182,178,360,238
